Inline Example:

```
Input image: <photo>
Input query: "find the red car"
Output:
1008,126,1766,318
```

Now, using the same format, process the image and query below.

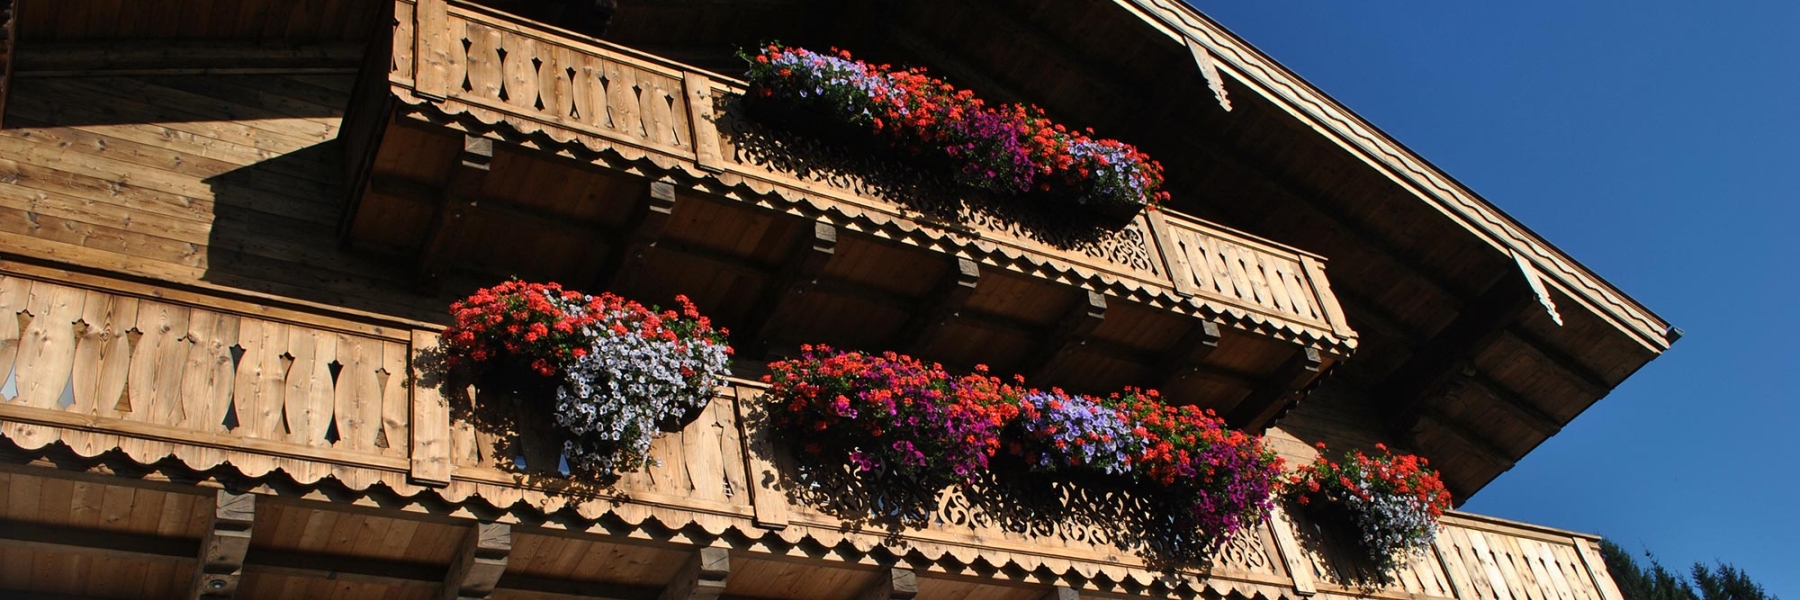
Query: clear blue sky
1184,0,1800,595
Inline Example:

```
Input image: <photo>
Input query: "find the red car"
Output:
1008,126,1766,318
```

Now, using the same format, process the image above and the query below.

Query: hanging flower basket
442,281,734,479
742,45,1171,218
1286,443,1453,576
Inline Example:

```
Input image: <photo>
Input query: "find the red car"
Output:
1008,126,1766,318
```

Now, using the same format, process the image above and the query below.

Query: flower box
1286,443,1453,578
743,46,1171,219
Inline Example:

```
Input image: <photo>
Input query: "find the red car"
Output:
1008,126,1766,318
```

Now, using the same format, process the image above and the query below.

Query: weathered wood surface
376,0,1356,356
0,273,1619,600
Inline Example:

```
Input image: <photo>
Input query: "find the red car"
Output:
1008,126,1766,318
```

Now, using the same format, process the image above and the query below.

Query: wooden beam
1043,586,1080,600
497,574,659,600
443,522,512,600
370,176,623,244
596,178,680,292
1153,320,1222,391
1414,408,1515,471
657,548,730,600
855,568,918,600
190,491,256,600
415,135,493,287
1382,271,1536,425
12,41,365,76
1225,347,1322,432
1500,328,1611,397
0,518,196,562
1445,370,1562,438
896,258,980,354
744,223,836,355
1024,290,1107,382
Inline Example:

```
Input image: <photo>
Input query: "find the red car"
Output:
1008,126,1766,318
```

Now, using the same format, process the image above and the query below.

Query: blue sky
1184,0,1800,595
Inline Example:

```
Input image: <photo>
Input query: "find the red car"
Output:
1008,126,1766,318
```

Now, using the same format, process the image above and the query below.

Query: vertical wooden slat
539,45,574,122
1144,210,1195,296
641,72,674,147
465,22,502,101
410,329,451,486
334,334,383,451
180,310,240,433
1434,533,1478,600
685,72,725,172
14,282,85,409
391,0,414,81
412,0,448,98
380,340,411,457
606,60,643,137
1300,255,1354,339
233,319,289,440
285,328,337,447
0,276,30,391
576,55,608,129
499,30,538,110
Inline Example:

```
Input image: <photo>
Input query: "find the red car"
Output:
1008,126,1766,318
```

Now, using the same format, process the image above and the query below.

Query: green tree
1600,539,1780,600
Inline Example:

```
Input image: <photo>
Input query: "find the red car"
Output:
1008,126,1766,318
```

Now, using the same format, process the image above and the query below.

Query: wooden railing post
1299,256,1354,339
413,0,450,100
410,329,452,486
1265,505,1317,597
684,72,726,173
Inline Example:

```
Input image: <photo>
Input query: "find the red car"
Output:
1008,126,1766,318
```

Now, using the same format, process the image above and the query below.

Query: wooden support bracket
1382,270,1535,426
657,548,731,600
416,135,494,287
1225,346,1322,432
855,568,918,600
1442,368,1562,438
189,491,255,600
443,522,512,600
1024,290,1107,382
1042,586,1080,600
745,223,837,356
596,178,680,291
1153,320,1222,391
896,257,980,355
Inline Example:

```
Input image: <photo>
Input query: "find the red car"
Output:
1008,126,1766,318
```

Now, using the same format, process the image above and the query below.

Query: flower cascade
765,346,1283,551
1288,443,1453,574
442,281,733,477
764,345,1019,497
743,45,1171,211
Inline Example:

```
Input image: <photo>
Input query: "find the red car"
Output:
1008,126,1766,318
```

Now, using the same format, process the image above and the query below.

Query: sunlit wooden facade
0,1,1673,600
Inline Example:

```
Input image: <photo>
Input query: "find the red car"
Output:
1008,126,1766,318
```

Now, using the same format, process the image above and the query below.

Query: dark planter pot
655,398,710,433
476,361,566,474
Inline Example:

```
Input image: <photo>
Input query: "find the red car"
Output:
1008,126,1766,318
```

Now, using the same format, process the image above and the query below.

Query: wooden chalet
0,1,1676,600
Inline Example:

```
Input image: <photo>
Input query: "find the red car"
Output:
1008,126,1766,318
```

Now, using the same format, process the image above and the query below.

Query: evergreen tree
1600,539,1779,600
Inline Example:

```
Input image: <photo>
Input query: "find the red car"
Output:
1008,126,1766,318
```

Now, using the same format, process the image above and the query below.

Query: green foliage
1600,539,1779,600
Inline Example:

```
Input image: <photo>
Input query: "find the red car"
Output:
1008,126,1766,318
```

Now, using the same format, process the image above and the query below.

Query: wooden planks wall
0,71,450,322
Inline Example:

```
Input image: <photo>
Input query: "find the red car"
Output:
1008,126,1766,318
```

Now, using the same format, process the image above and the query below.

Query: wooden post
684,72,726,172
410,329,452,486
896,257,980,355
1298,256,1352,339
417,135,494,286
732,385,789,530
190,491,255,600
596,178,680,291
443,522,512,600
855,568,918,600
1265,505,1317,597
1024,290,1106,382
745,222,836,355
413,0,451,100
1226,346,1322,431
1573,537,1626,600
1154,320,1222,391
658,547,731,600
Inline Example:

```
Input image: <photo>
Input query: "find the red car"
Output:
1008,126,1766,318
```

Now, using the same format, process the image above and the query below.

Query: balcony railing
0,270,1617,600
374,0,1355,356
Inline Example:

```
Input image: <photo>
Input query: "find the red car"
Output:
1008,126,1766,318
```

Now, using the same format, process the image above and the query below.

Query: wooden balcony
339,0,1357,430
0,268,1617,600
